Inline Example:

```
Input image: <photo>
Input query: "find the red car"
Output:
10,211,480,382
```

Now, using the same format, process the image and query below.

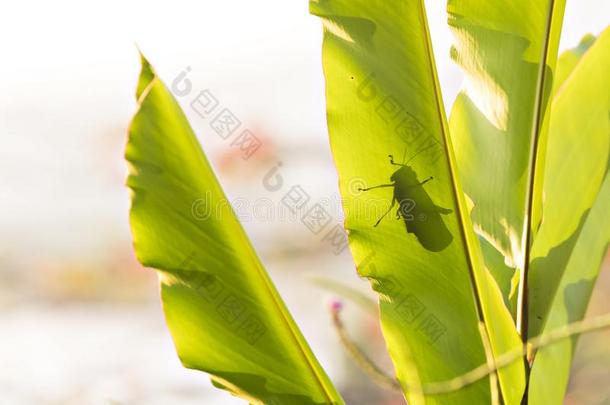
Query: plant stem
416,313,610,395
330,308,401,391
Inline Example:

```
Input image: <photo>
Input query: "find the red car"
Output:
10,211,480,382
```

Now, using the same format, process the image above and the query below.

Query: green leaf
311,1,524,403
479,236,517,319
126,55,344,405
552,33,596,96
447,0,566,338
552,34,596,98
528,27,610,403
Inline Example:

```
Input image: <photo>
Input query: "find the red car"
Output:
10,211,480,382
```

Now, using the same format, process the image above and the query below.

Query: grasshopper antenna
404,142,438,165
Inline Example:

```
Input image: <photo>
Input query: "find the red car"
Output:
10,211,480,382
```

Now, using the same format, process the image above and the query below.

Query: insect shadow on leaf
358,146,454,252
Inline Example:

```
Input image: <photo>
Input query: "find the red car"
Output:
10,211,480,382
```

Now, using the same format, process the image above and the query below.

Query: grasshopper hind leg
374,197,397,227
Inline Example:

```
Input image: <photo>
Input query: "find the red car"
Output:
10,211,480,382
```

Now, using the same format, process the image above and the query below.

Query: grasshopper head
391,165,418,184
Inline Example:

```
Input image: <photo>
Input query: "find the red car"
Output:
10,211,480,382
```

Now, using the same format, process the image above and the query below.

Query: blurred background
0,1,609,404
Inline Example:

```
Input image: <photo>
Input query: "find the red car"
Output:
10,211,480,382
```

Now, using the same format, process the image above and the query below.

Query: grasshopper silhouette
358,151,453,252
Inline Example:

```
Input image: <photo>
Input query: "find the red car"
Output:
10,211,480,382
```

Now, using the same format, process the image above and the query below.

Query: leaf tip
135,47,156,100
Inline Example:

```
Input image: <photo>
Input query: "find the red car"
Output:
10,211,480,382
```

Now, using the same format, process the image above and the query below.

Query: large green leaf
311,1,524,403
447,0,566,336
528,28,610,404
126,55,344,405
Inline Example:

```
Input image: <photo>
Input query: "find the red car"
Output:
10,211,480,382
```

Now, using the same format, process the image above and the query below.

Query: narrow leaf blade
126,56,344,405
447,0,566,275
528,28,610,403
